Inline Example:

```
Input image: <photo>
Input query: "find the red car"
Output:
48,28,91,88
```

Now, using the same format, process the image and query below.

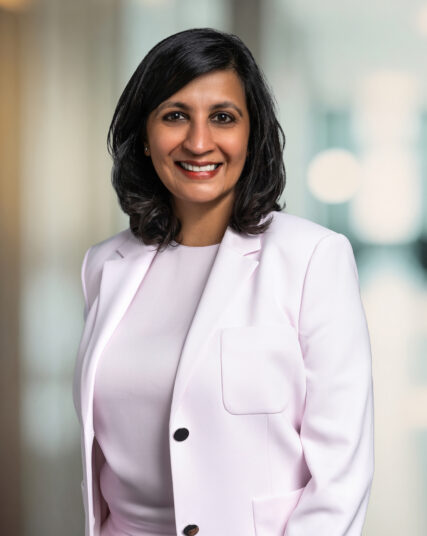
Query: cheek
227,140,249,163
221,129,250,163
149,127,181,159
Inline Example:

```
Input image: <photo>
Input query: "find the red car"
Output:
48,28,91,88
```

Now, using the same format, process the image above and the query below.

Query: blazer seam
267,414,272,496
297,232,338,333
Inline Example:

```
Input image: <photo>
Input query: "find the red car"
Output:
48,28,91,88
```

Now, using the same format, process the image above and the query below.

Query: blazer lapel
79,221,264,434
79,234,158,434
169,226,261,421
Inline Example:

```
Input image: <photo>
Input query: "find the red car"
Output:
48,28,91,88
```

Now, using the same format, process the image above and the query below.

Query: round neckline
173,242,221,249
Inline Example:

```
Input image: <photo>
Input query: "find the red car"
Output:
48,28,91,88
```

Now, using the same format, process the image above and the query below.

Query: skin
145,69,250,246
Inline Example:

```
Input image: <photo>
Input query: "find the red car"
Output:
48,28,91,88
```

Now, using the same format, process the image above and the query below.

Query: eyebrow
155,100,244,118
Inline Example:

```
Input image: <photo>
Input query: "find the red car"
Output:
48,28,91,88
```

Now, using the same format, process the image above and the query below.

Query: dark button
183,524,199,535
173,428,189,441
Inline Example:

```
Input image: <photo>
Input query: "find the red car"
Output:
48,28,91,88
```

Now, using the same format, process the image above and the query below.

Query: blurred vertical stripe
0,6,22,536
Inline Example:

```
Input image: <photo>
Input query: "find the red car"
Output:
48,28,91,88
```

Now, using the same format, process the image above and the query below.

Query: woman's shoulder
266,210,341,249
81,228,134,304
264,211,356,284
85,227,134,260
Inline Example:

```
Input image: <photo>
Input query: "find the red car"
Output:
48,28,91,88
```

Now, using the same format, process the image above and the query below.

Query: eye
212,112,235,124
163,111,187,122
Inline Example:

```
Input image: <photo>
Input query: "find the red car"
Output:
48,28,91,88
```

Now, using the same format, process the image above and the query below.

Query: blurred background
1,0,427,534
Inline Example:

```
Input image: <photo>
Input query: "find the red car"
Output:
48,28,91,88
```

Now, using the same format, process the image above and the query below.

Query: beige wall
0,8,21,535
17,1,120,534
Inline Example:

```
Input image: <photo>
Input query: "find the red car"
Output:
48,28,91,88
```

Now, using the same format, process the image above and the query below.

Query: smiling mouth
176,162,222,172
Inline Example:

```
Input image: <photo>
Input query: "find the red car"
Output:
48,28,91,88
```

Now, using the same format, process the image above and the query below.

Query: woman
73,28,374,536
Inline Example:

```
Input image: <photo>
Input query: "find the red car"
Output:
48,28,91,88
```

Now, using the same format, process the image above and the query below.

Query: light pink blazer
73,210,374,536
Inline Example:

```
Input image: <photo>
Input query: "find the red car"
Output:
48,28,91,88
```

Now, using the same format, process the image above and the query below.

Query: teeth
180,162,219,172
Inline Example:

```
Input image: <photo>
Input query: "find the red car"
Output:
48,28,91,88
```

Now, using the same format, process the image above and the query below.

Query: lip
174,161,223,180
177,160,221,166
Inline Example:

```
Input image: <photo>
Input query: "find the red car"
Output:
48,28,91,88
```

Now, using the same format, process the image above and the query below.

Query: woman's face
145,69,250,216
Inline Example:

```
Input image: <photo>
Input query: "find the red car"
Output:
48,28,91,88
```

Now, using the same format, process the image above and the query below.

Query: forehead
160,70,247,107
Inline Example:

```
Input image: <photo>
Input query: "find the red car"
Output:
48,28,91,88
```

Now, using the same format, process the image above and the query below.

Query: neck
173,197,233,247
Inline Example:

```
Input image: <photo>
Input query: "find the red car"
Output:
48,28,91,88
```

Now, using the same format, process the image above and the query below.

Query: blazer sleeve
284,232,375,536
72,245,93,420
81,246,92,323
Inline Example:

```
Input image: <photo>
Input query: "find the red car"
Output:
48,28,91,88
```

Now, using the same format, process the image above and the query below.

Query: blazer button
183,524,199,535
173,428,189,441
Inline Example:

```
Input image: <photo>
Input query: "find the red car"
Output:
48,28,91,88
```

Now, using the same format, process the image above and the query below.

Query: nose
181,118,215,155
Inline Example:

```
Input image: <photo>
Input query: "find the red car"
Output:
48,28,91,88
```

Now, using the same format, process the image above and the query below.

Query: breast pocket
220,323,302,415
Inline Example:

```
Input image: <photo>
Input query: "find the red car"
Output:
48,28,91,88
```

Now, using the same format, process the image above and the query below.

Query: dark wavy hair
107,27,286,250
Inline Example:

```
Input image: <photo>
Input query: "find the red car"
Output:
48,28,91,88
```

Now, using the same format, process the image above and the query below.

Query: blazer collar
115,217,264,259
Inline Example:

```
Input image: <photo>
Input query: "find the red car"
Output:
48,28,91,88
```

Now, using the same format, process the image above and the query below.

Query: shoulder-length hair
107,27,286,250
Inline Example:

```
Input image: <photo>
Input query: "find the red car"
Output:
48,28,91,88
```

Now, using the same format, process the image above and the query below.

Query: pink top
93,241,221,536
